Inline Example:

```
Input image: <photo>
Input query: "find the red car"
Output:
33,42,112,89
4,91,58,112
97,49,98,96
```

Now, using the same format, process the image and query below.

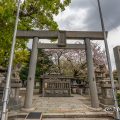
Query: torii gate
16,30,106,110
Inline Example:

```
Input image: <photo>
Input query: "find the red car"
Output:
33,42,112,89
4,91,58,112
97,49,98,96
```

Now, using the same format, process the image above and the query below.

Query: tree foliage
20,49,53,82
0,0,71,67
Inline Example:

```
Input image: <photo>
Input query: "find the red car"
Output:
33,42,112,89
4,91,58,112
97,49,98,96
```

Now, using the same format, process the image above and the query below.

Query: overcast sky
54,0,120,70
28,0,120,70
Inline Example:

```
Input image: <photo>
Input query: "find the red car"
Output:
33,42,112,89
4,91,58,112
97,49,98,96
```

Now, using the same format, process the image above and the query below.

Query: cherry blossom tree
44,42,106,76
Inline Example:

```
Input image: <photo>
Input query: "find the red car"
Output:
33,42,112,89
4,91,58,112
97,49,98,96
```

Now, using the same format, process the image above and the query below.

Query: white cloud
55,8,88,30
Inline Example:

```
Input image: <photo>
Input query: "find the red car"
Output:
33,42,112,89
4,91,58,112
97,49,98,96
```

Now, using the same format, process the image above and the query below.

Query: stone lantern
2,70,22,101
99,79,118,108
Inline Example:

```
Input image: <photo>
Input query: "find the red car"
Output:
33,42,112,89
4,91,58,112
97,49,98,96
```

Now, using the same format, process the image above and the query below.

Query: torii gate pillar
85,38,99,108
24,37,39,110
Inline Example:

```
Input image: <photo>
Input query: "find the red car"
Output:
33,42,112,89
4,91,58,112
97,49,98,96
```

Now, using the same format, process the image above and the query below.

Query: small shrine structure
41,72,71,97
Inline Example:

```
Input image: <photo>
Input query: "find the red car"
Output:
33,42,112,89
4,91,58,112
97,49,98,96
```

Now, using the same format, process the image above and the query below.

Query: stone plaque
58,31,66,47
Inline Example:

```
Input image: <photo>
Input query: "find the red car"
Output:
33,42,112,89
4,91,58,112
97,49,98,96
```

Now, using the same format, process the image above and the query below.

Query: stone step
43,118,113,120
8,116,113,120
8,112,114,120
42,112,113,119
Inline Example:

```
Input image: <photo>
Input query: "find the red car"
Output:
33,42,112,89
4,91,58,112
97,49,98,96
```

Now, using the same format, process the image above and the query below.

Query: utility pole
1,0,21,120
97,0,120,119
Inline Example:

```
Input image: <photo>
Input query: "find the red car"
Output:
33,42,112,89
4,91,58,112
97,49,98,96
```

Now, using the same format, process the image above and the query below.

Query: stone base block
84,88,90,95
76,88,83,95
99,98,114,105
21,107,35,112
71,88,77,94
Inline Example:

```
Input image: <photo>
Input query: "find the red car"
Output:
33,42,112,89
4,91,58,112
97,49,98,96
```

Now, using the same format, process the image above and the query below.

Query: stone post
24,37,38,110
114,46,120,89
15,88,20,102
85,38,99,108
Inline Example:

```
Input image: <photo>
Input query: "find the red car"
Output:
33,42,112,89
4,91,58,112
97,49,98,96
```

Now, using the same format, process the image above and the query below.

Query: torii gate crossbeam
17,30,106,40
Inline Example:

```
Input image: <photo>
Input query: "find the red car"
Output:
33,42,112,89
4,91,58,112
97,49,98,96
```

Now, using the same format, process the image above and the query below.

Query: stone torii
16,30,107,110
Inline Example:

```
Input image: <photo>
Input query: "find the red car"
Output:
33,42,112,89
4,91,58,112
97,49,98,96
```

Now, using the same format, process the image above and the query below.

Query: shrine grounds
8,92,114,120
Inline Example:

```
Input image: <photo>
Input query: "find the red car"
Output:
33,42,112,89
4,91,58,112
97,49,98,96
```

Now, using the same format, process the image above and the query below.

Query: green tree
0,0,71,67
20,49,53,82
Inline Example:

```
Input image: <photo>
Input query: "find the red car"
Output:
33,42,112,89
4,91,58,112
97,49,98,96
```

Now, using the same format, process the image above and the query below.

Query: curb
43,112,114,118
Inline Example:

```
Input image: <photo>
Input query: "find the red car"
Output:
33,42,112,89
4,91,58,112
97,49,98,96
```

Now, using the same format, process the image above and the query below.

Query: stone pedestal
99,79,118,108
76,88,83,95
97,82,102,96
84,87,90,95
71,80,78,94
72,87,77,94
